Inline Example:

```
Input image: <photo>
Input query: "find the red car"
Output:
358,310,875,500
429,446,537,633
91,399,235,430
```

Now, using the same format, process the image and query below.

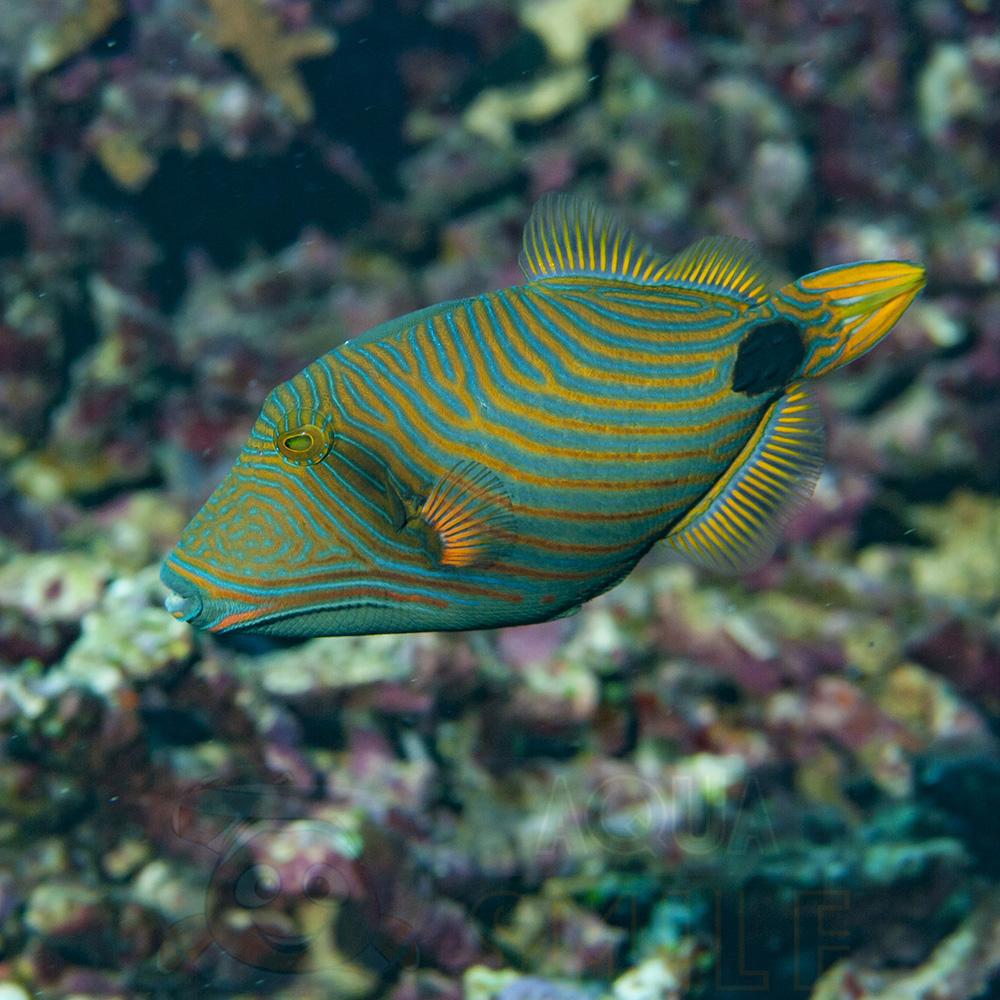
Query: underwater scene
0,0,998,997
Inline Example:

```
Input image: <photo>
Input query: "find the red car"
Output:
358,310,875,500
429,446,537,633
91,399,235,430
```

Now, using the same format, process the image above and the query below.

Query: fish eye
282,432,314,452
274,409,333,465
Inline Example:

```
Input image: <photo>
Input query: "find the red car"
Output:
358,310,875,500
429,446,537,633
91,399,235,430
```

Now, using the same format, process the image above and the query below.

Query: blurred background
0,0,997,997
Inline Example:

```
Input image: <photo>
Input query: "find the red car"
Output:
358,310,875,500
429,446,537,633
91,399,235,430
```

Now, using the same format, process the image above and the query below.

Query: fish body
162,195,925,636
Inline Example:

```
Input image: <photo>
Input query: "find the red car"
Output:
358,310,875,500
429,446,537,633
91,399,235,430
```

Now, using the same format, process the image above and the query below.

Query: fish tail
772,260,926,378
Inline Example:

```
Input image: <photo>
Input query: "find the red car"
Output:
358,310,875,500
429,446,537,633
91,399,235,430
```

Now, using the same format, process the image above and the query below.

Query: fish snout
160,560,205,624
164,588,203,623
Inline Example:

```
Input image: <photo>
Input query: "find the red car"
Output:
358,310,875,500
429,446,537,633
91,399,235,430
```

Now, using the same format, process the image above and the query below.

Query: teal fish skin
161,195,925,636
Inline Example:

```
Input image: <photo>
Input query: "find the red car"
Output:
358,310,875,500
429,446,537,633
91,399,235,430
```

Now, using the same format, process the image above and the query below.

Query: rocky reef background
0,0,997,997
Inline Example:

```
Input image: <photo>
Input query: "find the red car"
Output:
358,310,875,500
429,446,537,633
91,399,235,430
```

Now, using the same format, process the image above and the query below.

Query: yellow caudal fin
773,260,926,378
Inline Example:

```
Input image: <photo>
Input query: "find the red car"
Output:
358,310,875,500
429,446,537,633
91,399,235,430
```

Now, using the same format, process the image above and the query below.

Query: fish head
160,364,439,637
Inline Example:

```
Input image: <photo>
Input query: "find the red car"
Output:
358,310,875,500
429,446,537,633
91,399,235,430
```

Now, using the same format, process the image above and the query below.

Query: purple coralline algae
0,0,996,996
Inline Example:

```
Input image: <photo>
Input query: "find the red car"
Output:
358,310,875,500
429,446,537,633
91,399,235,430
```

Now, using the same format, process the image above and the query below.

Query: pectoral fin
419,460,513,568
664,385,825,573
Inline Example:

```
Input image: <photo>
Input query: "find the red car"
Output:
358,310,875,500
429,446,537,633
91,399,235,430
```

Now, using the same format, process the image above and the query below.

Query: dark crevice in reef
75,1,489,313
854,501,932,550
80,144,369,313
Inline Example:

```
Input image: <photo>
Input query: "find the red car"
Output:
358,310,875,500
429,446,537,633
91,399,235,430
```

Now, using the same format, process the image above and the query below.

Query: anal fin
664,385,825,573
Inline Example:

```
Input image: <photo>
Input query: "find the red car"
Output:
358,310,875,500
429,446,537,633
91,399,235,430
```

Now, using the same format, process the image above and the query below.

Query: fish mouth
160,561,204,624
164,588,203,623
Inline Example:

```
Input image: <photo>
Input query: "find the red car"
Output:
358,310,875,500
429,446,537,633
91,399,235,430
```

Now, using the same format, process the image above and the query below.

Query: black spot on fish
732,321,806,395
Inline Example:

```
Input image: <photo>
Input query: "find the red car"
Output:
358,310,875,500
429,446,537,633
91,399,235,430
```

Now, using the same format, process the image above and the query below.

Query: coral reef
0,0,124,80
204,0,336,124
0,0,997,996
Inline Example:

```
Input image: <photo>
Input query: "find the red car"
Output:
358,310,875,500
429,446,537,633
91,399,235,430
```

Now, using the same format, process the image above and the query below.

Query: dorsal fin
520,193,771,304
664,384,825,573
520,193,672,284
655,236,771,305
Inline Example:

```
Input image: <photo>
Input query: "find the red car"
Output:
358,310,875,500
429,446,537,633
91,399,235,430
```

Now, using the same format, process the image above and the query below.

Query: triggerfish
162,195,924,636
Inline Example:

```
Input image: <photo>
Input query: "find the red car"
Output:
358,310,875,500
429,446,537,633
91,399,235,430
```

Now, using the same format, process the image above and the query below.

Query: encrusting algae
519,0,633,65
204,0,336,123
23,0,123,78
92,130,157,192
463,67,591,146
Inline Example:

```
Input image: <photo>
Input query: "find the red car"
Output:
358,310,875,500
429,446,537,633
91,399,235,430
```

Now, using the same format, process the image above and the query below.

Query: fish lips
160,560,205,625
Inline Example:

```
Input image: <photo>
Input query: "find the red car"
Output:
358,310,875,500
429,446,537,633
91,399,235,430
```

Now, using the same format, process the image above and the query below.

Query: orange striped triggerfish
161,195,925,636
